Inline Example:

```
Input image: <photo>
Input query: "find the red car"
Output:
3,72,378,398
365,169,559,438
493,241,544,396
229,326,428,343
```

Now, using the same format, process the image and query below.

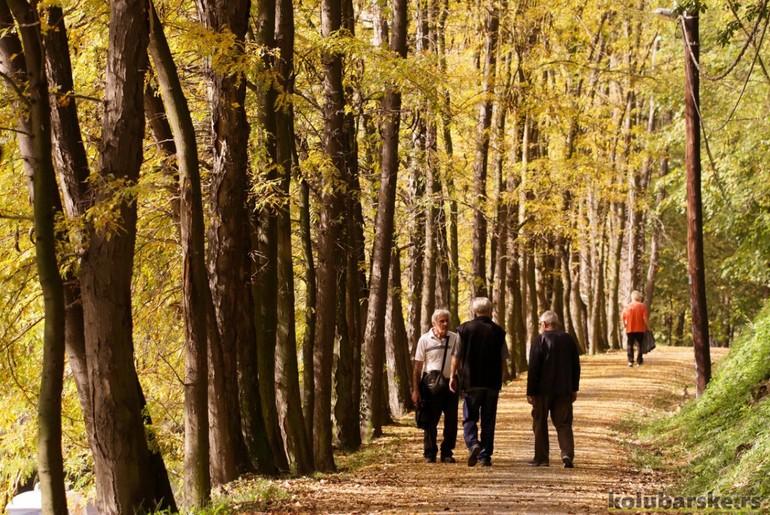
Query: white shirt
415,329,460,379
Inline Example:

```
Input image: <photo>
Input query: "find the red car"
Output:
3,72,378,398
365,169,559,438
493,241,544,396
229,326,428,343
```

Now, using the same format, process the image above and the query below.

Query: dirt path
244,346,727,513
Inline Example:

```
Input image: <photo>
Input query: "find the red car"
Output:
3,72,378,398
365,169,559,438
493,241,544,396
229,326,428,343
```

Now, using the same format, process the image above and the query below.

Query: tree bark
147,2,211,504
299,175,316,454
197,0,254,481
2,1,67,511
253,0,288,475
406,167,425,355
313,0,348,469
272,0,314,474
386,248,413,417
683,12,711,397
470,0,502,298
361,0,407,441
76,0,169,509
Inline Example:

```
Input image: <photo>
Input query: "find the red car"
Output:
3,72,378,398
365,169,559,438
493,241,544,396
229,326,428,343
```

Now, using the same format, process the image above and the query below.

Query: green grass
636,302,770,509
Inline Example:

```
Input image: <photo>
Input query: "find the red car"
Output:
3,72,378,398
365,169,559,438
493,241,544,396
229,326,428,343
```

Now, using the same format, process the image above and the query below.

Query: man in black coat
526,310,581,468
450,297,509,467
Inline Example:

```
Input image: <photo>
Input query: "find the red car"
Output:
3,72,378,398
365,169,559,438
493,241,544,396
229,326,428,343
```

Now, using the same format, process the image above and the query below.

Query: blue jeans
462,388,499,462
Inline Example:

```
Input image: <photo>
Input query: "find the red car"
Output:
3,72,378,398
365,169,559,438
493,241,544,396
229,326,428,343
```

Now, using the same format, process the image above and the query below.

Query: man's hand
412,389,421,406
449,375,457,393
526,395,534,405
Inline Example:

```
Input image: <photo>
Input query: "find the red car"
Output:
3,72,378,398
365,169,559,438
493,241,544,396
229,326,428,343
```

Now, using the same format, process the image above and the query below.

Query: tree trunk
271,0,314,474
39,7,94,446
147,2,211,505
421,154,438,330
406,166,425,354
313,0,348,469
77,0,167,509
253,0,288,475
197,0,254,482
299,175,316,455
2,1,67,511
360,0,407,441
335,267,360,450
607,201,625,350
386,248,413,417
645,152,669,313
470,0,502,299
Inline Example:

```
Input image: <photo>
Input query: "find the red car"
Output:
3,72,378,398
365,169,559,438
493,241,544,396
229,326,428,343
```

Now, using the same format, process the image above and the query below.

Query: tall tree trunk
313,0,348,469
607,201,625,350
406,166,425,354
360,0,407,442
197,0,254,482
77,0,169,509
272,0,314,474
253,0,288,474
147,3,211,505
334,0,364,452
39,7,94,449
335,266,360,450
2,1,67,511
470,0,502,298
299,175,316,454
421,155,438,330
570,204,589,354
491,52,511,329
386,248,413,417
645,150,670,313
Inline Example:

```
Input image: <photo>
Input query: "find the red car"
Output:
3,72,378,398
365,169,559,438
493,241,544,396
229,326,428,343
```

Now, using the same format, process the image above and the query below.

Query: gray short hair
431,308,450,324
539,310,560,328
631,290,643,302
471,297,492,316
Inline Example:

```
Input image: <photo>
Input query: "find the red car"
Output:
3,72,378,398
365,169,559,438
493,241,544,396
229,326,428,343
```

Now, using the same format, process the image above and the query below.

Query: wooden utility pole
682,10,711,397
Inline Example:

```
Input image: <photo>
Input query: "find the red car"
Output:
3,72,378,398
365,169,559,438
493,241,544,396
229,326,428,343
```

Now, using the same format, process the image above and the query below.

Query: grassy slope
640,302,770,503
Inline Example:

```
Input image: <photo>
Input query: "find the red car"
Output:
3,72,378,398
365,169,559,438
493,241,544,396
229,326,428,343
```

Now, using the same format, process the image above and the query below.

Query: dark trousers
627,332,644,364
531,394,574,463
461,388,499,462
422,384,459,459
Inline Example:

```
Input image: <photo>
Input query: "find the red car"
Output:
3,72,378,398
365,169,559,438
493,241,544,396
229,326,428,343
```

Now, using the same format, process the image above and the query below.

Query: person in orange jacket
622,290,650,366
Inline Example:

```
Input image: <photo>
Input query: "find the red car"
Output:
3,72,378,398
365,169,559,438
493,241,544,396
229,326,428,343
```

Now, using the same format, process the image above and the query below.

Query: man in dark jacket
526,310,581,468
449,297,509,467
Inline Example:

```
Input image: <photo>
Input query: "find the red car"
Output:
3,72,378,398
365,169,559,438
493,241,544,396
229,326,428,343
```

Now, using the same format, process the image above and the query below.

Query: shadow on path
244,346,727,514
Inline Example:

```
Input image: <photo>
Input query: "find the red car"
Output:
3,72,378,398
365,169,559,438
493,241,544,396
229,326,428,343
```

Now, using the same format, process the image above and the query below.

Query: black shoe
527,459,549,467
424,456,436,463
440,456,456,463
479,460,492,467
468,444,481,467
562,455,574,468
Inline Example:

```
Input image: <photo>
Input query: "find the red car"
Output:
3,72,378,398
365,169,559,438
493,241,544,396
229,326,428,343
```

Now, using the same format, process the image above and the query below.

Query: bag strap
439,335,449,378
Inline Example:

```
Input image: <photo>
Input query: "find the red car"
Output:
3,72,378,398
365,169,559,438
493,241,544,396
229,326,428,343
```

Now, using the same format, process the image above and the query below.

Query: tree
74,0,174,509
313,0,348,470
147,2,211,505
1,0,67,511
360,0,408,441
469,0,503,299
196,0,254,482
